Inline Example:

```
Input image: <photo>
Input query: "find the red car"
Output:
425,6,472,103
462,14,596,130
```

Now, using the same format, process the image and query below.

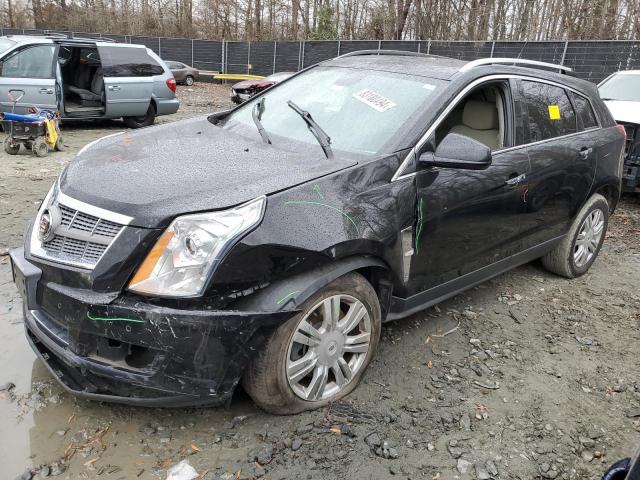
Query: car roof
609,70,640,76
2,34,144,48
323,52,466,80
322,51,599,95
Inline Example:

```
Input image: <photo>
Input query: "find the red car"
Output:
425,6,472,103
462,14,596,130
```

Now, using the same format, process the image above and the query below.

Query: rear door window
0,45,55,79
569,91,598,129
520,80,577,143
98,46,164,77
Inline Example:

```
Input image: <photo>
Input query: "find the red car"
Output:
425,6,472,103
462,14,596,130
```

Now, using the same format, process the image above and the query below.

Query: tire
541,193,609,278
54,134,64,151
4,137,20,155
243,273,381,414
184,75,194,86
123,103,156,129
32,137,48,157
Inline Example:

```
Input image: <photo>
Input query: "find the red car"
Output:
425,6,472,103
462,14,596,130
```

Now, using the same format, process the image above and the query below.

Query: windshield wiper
252,97,271,144
287,100,333,159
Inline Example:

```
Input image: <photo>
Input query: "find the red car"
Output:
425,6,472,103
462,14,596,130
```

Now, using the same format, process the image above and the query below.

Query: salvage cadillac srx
10,52,625,414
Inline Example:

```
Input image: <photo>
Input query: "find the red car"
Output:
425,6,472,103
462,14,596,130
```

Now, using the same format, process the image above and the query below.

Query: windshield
222,66,445,156
0,38,16,55
599,73,640,102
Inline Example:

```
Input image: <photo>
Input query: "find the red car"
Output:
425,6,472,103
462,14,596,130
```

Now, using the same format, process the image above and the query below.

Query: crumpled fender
234,256,390,314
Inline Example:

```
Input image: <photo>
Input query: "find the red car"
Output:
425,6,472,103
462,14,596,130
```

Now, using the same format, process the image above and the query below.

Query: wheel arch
593,181,620,213
233,256,394,319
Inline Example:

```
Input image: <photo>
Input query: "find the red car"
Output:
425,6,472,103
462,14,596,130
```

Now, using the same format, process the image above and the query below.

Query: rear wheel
243,273,381,414
541,194,609,278
4,137,20,155
54,134,65,151
123,103,156,129
184,75,194,86
32,137,48,157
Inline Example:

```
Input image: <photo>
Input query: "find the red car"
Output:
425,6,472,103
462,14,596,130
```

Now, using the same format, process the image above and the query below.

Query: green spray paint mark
276,290,301,305
415,197,424,255
284,200,360,236
86,311,145,323
312,184,324,200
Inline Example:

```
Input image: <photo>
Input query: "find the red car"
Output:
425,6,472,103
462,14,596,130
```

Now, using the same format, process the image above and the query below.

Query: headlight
128,196,266,297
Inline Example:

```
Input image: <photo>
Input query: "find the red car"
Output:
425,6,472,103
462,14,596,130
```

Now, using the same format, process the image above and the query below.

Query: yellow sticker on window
548,105,561,120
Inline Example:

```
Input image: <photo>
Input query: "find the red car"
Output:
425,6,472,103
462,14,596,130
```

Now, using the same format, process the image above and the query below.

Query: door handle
505,173,526,186
108,85,121,91
38,88,54,94
578,147,593,159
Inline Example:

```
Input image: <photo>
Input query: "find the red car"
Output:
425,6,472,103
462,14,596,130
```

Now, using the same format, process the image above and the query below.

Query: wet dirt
1,83,640,479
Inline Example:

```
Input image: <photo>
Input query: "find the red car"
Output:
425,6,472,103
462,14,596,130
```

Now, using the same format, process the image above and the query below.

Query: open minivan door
0,44,59,115
97,44,154,119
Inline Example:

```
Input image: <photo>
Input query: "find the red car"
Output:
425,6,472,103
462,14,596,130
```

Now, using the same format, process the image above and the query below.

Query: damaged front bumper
620,123,640,193
9,247,292,407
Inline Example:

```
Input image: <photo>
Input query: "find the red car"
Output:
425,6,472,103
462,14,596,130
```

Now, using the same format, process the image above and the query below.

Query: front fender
233,256,389,314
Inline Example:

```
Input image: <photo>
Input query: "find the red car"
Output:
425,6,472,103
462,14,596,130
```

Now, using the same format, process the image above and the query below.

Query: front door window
0,45,55,79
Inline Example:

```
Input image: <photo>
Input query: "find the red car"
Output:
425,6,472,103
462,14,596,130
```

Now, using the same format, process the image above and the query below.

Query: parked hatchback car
598,70,640,193
0,35,179,128
10,52,625,414
165,61,199,86
231,71,294,103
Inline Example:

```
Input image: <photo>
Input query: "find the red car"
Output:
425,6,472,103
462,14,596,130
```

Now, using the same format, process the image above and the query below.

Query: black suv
10,52,625,414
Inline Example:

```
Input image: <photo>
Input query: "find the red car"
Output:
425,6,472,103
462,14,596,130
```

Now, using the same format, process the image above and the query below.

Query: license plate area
11,255,29,302
9,248,42,311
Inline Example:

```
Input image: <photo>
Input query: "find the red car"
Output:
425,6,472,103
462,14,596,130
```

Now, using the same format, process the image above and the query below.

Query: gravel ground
1,83,639,480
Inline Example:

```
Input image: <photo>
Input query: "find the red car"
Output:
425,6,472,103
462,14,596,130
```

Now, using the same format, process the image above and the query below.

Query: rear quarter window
569,91,598,129
520,80,577,142
98,46,164,77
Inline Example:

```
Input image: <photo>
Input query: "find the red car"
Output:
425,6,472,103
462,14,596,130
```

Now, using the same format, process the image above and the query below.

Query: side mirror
419,133,492,170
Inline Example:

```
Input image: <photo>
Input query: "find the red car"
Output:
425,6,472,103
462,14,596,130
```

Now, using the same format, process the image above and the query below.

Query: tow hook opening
92,337,158,370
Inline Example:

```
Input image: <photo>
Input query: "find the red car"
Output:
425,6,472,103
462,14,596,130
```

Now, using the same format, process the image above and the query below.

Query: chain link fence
3,27,640,83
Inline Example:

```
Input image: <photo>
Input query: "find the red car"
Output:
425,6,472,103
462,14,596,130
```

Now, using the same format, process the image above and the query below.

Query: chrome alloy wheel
286,295,372,401
574,209,605,268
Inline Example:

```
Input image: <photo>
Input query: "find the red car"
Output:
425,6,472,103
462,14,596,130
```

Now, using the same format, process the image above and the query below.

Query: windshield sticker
422,83,436,91
548,105,561,120
352,89,396,112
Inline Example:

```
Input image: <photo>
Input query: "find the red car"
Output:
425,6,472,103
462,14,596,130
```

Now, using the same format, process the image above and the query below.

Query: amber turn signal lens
129,231,174,287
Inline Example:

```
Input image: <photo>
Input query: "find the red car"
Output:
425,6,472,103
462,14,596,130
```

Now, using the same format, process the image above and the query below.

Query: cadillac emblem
38,206,60,242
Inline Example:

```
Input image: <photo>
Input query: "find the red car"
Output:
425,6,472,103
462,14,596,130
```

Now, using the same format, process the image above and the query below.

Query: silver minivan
0,35,179,128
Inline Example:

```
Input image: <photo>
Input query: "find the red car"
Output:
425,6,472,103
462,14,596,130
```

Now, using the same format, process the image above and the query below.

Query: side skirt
386,236,564,322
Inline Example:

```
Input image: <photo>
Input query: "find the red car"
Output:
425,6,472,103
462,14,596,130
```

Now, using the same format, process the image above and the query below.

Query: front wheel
184,75,194,86
243,273,381,414
123,103,156,129
541,193,609,278
32,137,49,157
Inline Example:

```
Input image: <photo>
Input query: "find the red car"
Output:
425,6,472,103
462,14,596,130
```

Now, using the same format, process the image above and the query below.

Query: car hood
603,100,640,124
60,116,357,228
232,79,271,89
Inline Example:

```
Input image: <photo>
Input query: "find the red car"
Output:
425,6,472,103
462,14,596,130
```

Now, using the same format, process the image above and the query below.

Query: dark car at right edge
9,52,625,414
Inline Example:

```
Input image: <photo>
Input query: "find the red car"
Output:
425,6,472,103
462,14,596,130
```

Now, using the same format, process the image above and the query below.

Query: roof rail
71,36,116,42
460,58,572,73
337,49,443,59
7,32,115,42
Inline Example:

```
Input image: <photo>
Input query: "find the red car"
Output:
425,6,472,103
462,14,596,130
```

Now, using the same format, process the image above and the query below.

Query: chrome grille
43,235,109,264
58,204,122,239
39,201,124,267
